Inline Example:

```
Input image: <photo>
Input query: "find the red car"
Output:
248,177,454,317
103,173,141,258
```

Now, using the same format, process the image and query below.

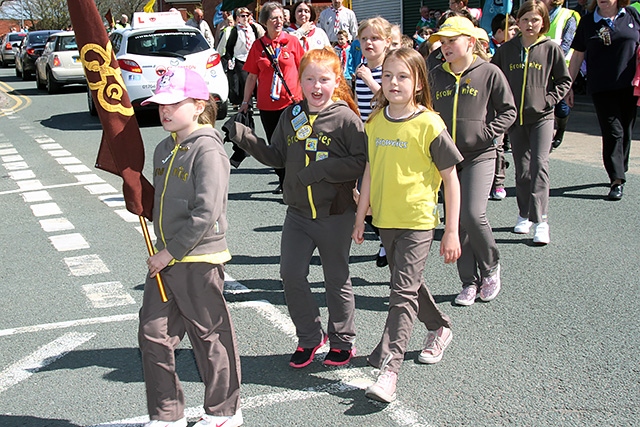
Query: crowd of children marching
138,0,615,424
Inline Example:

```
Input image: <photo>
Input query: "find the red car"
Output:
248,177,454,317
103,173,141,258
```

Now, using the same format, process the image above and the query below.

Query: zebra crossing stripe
0,332,95,394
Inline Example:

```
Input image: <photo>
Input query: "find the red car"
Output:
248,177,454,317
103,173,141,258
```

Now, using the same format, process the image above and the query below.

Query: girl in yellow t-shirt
352,48,463,404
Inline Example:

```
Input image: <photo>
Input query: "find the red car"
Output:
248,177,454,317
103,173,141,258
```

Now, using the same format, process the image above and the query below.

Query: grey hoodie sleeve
484,66,517,143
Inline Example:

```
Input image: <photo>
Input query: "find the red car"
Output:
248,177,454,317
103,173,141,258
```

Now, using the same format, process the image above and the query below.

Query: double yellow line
0,80,31,116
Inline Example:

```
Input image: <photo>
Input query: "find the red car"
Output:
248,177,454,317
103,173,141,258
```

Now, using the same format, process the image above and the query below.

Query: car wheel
87,88,97,116
0,56,5,68
15,62,21,77
216,101,228,120
36,71,46,90
21,68,30,80
46,69,59,94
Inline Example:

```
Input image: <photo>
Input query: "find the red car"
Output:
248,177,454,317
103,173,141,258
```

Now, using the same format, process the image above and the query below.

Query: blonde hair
368,48,433,122
197,95,218,126
298,47,359,115
357,16,392,40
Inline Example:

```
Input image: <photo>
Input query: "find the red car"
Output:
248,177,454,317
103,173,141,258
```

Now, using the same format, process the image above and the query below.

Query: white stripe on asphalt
75,174,105,184
55,156,82,164
22,190,52,203
40,217,75,232
39,143,63,150
0,148,17,155
0,313,139,337
8,169,35,180
3,161,28,170
82,282,136,308
65,164,92,174
35,136,55,143
49,233,90,251
30,202,62,217
64,254,110,276
115,209,140,223
99,194,126,207
86,184,118,195
48,149,72,157
17,179,44,191
0,332,95,395
1,154,23,162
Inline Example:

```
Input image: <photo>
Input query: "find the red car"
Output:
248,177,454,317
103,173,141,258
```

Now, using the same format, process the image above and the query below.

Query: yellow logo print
80,42,134,116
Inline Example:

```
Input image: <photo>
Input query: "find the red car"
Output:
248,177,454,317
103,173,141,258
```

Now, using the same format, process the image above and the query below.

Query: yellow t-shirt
365,109,459,230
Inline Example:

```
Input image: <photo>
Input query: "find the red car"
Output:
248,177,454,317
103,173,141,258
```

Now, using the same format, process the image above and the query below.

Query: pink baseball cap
141,67,209,106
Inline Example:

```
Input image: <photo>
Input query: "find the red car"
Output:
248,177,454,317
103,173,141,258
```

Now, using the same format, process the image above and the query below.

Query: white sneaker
194,410,243,427
144,419,187,427
418,326,453,364
514,215,533,234
533,222,550,245
365,369,398,403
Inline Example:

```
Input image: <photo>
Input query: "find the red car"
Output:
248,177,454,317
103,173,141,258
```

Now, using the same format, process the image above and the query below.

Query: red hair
298,47,359,116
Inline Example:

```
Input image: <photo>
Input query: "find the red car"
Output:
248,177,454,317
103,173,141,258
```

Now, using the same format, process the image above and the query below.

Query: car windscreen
28,33,52,44
58,36,78,51
9,34,26,42
126,30,209,56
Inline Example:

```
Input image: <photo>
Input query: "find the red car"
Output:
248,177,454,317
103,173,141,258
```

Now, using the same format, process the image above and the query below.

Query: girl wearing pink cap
139,67,243,427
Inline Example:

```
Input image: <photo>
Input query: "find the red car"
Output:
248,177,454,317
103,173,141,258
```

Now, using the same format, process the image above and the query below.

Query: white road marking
0,313,138,337
35,136,55,143
2,154,23,162
99,194,126,207
8,169,35,180
49,233,90,251
40,217,75,232
64,254,110,276
22,190,52,203
39,143,63,150
82,282,136,308
0,332,95,395
2,161,28,170
48,149,72,157
115,209,140,223
0,148,17,155
17,179,44,191
55,156,82,165
30,202,62,217
237,300,297,339
0,181,89,196
85,183,118,194
64,164,92,174
75,173,105,184
0,142,14,148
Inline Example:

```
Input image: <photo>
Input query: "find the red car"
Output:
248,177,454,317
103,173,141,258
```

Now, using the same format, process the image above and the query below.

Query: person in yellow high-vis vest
542,0,580,150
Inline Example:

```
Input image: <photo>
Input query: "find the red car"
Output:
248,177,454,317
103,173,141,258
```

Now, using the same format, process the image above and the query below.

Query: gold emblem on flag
81,42,134,116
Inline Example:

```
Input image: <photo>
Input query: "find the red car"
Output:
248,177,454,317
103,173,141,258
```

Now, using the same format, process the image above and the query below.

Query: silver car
89,11,229,119
35,31,86,94
0,32,27,67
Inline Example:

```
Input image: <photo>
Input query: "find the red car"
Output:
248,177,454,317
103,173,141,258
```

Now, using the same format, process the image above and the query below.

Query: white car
35,31,86,94
89,11,228,119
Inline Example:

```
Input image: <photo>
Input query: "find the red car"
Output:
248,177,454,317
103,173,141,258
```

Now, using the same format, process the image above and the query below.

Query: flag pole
139,216,168,302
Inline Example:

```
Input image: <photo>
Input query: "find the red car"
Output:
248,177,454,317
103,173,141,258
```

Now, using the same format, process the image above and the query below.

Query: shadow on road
0,415,81,427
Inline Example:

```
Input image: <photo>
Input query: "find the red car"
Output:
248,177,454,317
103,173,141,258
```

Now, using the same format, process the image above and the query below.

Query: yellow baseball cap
429,16,482,43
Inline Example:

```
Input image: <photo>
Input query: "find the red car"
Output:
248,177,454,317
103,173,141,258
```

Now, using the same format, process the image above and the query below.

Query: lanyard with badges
291,104,329,162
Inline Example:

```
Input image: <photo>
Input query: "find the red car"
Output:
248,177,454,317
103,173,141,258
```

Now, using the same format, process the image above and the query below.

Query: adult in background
116,14,130,29
449,0,483,22
289,1,331,51
567,0,640,200
239,2,304,194
416,5,436,31
187,8,215,47
318,0,358,42
543,0,580,150
224,8,264,107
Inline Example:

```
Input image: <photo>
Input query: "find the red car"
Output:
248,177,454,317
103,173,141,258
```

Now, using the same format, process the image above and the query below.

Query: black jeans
259,108,287,186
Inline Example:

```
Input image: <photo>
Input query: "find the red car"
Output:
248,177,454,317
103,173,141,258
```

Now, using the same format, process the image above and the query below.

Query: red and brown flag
68,0,154,220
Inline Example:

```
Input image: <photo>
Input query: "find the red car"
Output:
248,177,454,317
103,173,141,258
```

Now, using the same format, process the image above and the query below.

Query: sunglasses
239,14,250,17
